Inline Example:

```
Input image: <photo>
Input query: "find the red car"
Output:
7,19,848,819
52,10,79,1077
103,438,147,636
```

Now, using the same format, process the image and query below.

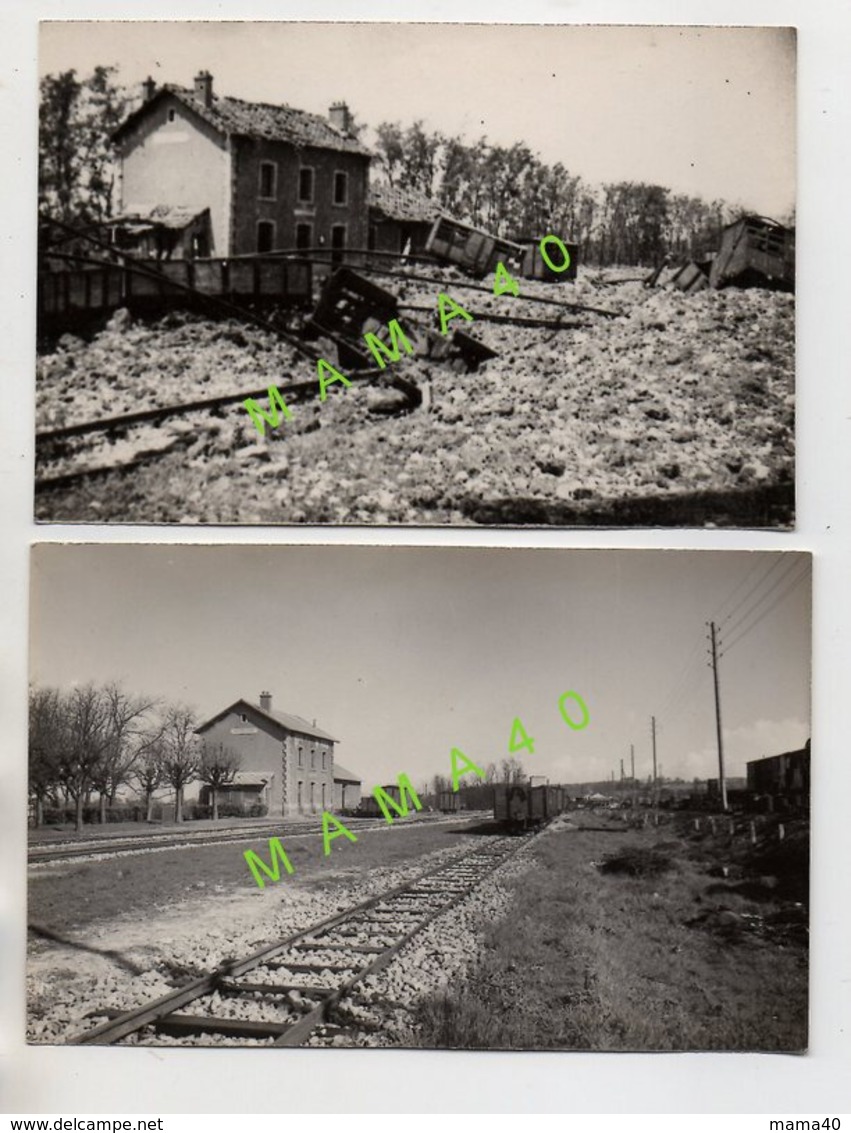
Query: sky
39,22,796,219
29,545,811,789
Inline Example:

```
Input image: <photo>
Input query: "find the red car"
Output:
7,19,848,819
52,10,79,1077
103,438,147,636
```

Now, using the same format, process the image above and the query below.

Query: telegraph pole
708,620,729,811
630,743,635,783
651,715,658,804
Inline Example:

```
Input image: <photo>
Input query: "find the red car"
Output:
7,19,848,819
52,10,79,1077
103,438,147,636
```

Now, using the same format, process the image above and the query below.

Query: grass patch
599,844,674,877
410,821,808,1052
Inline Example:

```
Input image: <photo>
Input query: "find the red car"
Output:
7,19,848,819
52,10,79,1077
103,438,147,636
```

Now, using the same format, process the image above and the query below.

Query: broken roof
112,204,210,231
114,86,372,157
195,698,338,743
368,182,442,223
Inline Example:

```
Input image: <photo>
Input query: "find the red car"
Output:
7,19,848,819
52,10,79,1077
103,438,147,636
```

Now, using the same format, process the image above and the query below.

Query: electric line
721,557,788,628
722,556,806,641
722,563,810,655
709,555,773,626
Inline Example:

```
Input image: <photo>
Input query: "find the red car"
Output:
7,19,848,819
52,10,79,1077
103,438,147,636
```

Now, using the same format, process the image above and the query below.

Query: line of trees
372,119,752,266
38,67,793,271
28,682,241,830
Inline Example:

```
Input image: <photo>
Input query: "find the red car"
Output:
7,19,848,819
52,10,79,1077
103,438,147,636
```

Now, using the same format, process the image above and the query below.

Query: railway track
28,813,479,866
68,832,533,1047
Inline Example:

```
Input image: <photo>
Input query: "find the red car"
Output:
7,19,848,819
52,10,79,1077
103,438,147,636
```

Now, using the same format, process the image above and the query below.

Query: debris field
35,268,795,525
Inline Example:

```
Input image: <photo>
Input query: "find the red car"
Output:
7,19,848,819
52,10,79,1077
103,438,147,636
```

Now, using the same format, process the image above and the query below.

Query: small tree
132,739,166,822
160,704,199,822
199,742,241,821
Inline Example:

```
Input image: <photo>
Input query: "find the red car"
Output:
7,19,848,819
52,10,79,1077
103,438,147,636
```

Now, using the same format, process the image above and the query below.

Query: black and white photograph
35,22,796,528
27,544,811,1051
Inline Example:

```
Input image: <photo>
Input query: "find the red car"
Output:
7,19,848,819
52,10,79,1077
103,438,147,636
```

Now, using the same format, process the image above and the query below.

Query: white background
1,0,849,1115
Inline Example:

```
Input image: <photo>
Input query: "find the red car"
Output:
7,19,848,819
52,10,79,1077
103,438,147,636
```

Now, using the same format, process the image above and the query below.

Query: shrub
600,845,674,878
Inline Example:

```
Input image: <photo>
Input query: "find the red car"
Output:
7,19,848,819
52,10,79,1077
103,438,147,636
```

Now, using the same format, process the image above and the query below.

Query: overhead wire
721,556,806,641
721,562,810,655
720,556,789,628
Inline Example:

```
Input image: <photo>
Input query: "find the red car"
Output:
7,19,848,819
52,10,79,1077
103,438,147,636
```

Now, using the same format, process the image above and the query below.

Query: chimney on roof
142,76,157,103
328,101,351,134
260,691,272,713
194,70,213,109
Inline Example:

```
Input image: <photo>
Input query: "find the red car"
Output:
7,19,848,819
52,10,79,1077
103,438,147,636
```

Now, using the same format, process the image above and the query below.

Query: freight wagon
437,790,460,814
708,216,795,292
425,215,525,277
493,784,568,831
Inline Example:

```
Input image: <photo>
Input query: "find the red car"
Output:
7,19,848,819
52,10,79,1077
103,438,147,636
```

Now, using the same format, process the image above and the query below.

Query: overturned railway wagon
494,784,567,830
709,216,795,291
425,215,525,277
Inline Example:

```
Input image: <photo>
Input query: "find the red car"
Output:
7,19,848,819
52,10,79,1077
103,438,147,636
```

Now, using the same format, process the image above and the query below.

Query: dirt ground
35,268,795,525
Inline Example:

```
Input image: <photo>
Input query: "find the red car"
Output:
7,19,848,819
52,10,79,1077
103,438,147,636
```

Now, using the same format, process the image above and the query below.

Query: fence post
749,820,757,845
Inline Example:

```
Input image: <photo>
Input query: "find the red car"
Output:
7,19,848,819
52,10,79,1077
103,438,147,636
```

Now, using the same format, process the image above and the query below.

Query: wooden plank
218,980,335,997
157,1014,291,1039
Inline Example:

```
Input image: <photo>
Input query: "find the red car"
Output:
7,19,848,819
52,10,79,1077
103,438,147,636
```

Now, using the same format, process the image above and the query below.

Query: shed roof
113,204,210,232
114,86,371,157
333,763,362,784
229,771,273,787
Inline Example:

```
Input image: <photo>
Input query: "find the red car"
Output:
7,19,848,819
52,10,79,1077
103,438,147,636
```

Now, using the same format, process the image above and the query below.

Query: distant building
113,72,372,258
193,690,361,816
746,740,810,810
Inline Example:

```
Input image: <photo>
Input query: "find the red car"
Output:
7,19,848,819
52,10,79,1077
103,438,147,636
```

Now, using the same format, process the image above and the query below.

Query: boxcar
437,790,460,813
708,216,795,292
425,216,525,277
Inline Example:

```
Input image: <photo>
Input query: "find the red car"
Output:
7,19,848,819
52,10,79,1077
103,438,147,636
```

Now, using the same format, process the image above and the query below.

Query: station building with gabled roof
113,70,372,258
193,690,361,816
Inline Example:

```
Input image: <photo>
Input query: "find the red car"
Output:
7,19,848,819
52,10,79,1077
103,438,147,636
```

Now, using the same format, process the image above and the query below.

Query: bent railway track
68,832,533,1047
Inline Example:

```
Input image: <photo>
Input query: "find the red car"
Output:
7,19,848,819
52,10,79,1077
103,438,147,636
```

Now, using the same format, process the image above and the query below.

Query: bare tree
484,762,498,785
90,683,159,823
28,686,67,826
160,704,199,822
57,684,113,832
198,742,241,821
131,737,166,822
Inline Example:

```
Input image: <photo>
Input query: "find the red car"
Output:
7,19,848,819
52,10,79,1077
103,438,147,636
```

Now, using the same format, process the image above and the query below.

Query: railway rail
68,831,533,1047
28,812,476,866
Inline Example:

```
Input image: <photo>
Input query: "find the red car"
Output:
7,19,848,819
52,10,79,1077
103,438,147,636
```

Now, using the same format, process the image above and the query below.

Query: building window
333,171,348,205
321,751,326,771
295,223,312,251
310,750,316,770
297,781,303,812
310,782,316,812
321,783,326,809
168,109,176,123
298,746,303,768
239,713,247,723
298,167,314,203
257,220,275,253
259,161,277,200
331,224,346,266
